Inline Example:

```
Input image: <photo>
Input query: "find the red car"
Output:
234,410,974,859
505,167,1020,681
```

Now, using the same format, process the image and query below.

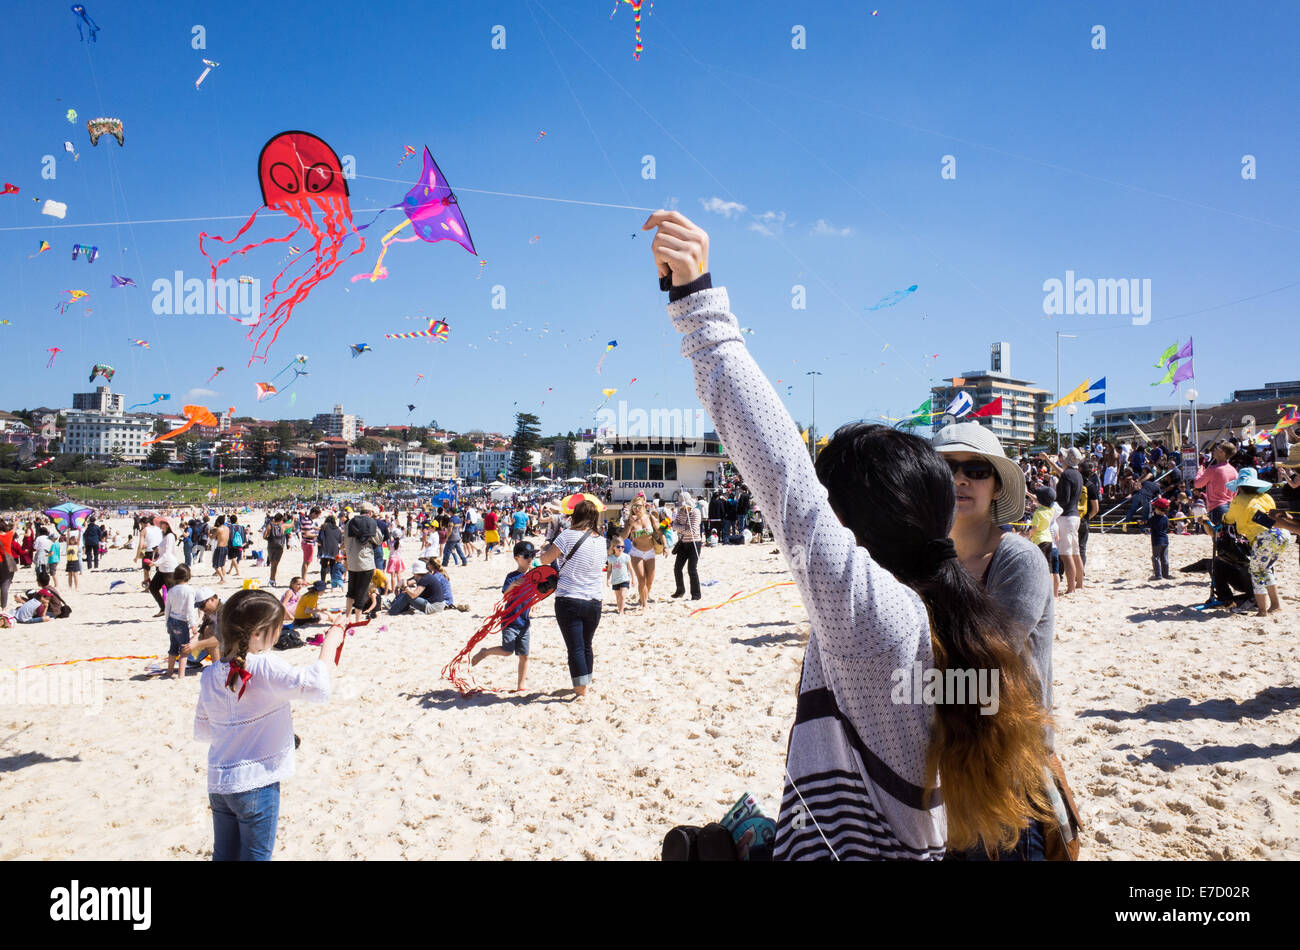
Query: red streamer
441,565,558,695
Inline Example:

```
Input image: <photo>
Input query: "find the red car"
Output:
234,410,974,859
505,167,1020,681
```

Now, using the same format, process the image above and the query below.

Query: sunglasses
945,458,995,481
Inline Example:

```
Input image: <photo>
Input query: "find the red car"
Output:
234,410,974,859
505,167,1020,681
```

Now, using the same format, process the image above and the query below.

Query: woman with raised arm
645,210,1054,860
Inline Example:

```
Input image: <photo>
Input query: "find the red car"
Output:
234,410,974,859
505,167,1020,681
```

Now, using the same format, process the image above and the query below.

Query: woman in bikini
620,493,662,610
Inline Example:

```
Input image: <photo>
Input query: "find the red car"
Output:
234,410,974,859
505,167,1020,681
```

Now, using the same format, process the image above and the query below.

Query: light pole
1056,331,1077,453
806,371,824,462
1066,404,1077,449
1186,389,1199,458
314,441,328,501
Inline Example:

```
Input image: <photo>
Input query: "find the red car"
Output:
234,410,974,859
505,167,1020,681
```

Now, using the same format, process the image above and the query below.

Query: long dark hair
815,423,1053,852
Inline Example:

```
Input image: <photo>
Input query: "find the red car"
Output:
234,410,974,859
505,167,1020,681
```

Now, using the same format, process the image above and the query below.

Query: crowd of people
5,211,1299,863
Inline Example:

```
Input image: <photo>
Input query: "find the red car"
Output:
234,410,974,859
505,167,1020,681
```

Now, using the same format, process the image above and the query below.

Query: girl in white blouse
194,589,342,860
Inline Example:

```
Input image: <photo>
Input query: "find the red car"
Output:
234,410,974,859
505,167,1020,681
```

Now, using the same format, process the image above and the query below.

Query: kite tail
370,218,412,280
249,196,364,364
442,586,546,695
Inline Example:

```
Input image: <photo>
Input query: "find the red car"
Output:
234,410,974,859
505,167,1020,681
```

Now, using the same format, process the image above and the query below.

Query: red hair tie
225,658,253,699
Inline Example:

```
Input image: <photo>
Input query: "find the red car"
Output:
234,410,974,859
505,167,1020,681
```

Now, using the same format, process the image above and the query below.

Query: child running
606,538,632,614
471,541,536,691
194,589,342,860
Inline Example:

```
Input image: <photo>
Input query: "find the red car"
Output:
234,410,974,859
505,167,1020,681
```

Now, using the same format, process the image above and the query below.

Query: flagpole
1055,332,1077,453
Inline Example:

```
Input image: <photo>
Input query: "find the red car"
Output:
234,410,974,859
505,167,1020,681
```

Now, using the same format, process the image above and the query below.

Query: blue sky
2,1,1297,438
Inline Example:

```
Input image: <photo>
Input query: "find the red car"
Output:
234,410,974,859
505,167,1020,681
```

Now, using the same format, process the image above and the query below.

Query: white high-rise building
312,404,365,443
63,409,154,461
73,386,125,414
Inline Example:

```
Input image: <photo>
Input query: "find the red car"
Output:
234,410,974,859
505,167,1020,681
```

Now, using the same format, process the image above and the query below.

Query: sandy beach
1,517,1297,860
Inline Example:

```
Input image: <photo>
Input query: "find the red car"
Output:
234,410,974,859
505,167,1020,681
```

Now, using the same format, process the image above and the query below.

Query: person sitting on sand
389,558,459,615
13,590,55,623
471,541,536,692
646,208,1054,860
1222,467,1300,617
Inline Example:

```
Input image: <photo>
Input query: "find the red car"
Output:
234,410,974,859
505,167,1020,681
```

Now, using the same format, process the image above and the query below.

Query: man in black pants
707,491,725,541
1078,461,1101,570
82,518,102,570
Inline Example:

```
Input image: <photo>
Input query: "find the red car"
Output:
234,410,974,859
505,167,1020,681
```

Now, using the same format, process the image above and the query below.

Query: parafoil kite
88,362,114,383
86,117,123,147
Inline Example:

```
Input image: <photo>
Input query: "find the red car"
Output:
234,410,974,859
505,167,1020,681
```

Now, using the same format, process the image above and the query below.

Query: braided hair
218,589,285,695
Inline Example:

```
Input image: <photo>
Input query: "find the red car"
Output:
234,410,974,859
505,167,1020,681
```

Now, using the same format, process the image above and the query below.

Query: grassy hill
53,468,363,507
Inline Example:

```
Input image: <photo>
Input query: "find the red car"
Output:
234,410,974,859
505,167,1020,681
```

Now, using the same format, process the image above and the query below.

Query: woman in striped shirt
646,209,1054,859
669,491,703,600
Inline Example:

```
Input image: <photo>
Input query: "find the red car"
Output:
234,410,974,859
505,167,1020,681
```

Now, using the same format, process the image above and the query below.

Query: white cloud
185,388,217,400
811,218,853,237
748,210,787,237
699,196,747,219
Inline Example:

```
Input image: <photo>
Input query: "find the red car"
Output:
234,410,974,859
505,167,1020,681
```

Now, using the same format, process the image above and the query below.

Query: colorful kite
66,109,77,123
610,0,651,60
529,235,541,244
29,240,51,258
128,338,149,348
396,145,417,166
46,347,62,368
406,403,416,414
71,4,99,42
199,130,365,363
143,404,218,446
110,274,135,287
195,59,220,90
384,318,449,342
865,284,918,311
42,200,67,219
477,259,486,279
64,141,79,162
71,243,98,263
351,267,387,282
255,382,278,401
2,183,18,195
364,146,476,281
414,373,424,384
206,365,225,383
350,343,371,357
535,131,547,142
596,340,618,374
56,290,88,314
87,117,123,147
126,393,171,411
271,353,309,381
88,363,114,383
594,388,618,412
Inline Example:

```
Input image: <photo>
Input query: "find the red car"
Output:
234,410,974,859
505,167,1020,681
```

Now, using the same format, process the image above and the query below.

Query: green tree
449,436,477,453
247,428,271,475
182,441,203,473
146,446,171,469
559,438,577,477
109,442,125,466
274,419,296,450
510,412,541,479
355,436,381,452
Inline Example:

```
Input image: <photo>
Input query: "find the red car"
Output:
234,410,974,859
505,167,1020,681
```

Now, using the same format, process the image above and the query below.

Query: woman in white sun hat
932,422,1073,859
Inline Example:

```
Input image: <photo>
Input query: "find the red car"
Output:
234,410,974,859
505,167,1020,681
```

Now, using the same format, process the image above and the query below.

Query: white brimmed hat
931,422,1027,525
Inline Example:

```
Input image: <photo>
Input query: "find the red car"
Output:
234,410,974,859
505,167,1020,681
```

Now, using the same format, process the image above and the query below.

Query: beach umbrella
564,476,585,485
44,503,94,529
560,492,605,514
588,473,609,480
490,485,519,501
487,480,506,488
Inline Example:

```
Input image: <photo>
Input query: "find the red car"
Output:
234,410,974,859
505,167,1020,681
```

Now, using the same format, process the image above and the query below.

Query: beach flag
944,391,974,418
1044,378,1090,413
1169,357,1194,392
1129,418,1152,444
800,428,809,443
1154,342,1178,368
1172,337,1193,363
1151,362,1177,387
970,395,1003,418
1085,377,1106,404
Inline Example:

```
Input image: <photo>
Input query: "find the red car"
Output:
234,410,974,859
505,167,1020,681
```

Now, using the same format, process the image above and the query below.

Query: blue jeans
554,596,601,687
442,539,467,566
330,560,344,588
210,782,280,861
183,538,193,567
958,818,1046,861
389,591,441,614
